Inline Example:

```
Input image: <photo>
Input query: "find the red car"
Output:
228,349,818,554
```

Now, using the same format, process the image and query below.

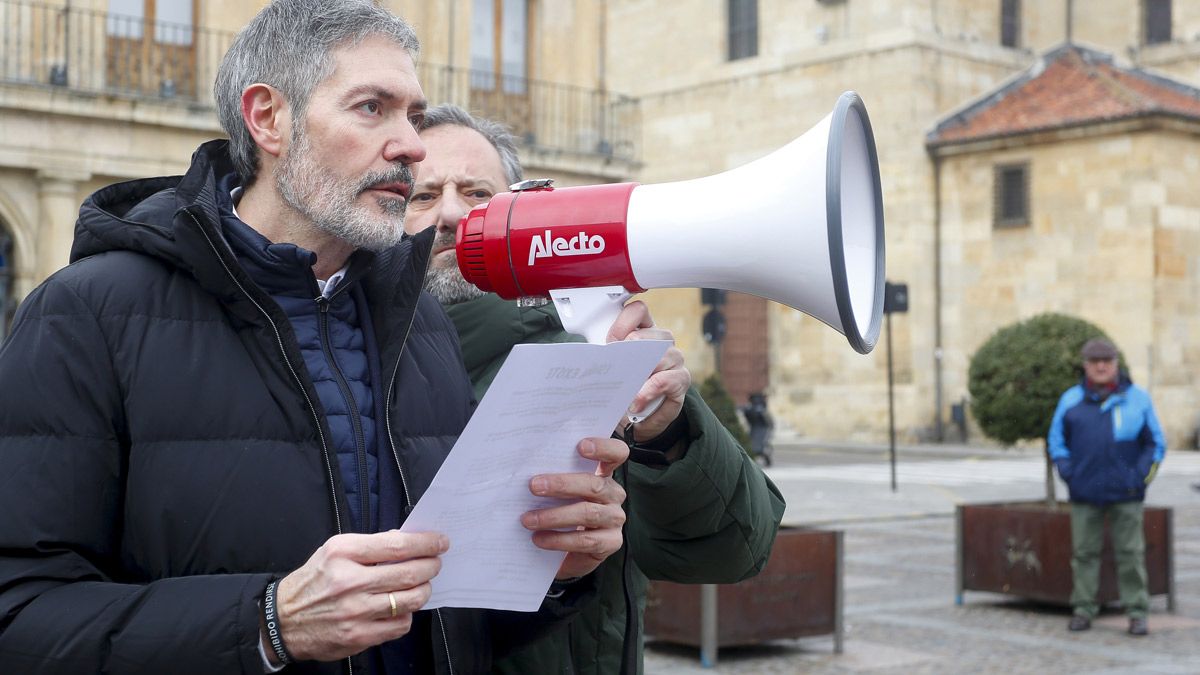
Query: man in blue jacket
1048,337,1165,636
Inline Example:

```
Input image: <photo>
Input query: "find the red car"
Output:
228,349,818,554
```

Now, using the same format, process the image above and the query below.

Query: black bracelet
546,576,584,599
263,580,293,666
621,410,690,468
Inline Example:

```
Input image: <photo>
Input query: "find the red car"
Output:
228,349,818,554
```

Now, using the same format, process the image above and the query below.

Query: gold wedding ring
388,591,398,618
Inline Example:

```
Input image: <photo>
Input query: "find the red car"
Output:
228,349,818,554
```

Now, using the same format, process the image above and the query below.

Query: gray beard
275,125,412,252
424,263,486,305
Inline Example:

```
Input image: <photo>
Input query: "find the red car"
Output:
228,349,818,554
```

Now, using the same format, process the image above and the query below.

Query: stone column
35,169,90,282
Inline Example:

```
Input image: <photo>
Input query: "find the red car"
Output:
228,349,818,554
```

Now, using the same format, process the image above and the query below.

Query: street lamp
700,288,727,372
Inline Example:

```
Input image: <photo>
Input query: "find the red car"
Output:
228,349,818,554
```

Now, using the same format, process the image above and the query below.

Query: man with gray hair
407,103,785,675
0,2,629,673
1049,337,1165,636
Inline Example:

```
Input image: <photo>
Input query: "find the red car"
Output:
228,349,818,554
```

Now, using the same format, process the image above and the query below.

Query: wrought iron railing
0,0,235,105
417,63,640,162
0,0,639,161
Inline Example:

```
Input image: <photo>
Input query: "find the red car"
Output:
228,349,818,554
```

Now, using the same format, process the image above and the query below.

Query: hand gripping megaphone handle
548,286,665,423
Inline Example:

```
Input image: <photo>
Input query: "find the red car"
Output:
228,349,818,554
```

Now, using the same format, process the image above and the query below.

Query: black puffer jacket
0,141,583,674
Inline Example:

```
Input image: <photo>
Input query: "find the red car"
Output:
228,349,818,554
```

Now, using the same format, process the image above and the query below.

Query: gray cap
1081,338,1118,360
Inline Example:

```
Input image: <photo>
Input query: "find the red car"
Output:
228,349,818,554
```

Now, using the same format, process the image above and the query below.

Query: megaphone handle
625,398,665,424
548,286,665,424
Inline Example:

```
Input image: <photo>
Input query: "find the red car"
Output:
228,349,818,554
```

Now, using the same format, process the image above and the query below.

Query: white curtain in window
105,0,192,44
500,0,527,94
155,0,194,46
106,0,145,39
471,0,495,88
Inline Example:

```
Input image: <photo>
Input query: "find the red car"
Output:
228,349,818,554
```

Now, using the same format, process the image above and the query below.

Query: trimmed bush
968,313,1116,445
699,374,751,450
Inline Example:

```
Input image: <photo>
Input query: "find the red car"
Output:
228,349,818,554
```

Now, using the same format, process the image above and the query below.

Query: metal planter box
643,526,844,654
956,501,1175,609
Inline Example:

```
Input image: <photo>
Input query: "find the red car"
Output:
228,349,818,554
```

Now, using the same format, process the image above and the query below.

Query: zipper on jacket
384,308,456,675
191,211,344,534
191,211,354,675
382,248,455,675
317,296,372,533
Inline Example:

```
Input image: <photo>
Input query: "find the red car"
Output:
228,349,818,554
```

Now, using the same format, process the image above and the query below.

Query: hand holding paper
400,338,671,611
522,436,628,580
270,531,448,662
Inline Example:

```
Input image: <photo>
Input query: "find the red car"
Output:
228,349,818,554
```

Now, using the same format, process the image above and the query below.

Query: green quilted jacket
445,293,786,675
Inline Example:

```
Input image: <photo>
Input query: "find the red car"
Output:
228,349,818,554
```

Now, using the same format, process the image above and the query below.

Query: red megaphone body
456,181,644,299
454,91,886,357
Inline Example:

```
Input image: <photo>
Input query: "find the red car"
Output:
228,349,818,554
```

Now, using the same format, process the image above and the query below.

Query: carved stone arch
0,185,38,302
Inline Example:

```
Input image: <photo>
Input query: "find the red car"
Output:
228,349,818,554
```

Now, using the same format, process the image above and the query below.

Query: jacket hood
70,140,436,330
72,140,234,273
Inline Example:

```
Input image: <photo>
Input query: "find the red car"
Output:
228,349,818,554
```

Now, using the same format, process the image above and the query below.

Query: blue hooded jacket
1048,373,1165,505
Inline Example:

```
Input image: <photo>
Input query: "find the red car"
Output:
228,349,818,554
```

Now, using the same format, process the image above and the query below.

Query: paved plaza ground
644,440,1200,674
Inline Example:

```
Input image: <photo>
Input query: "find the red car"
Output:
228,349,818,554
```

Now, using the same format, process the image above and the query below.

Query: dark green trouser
1070,501,1149,619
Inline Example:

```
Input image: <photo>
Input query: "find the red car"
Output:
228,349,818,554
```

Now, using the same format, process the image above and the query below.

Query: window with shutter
1001,0,1020,48
1144,0,1171,45
728,0,758,61
105,0,196,97
994,163,1030,229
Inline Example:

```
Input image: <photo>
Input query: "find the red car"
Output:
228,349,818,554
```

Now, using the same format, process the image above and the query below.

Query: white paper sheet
399,339,671,611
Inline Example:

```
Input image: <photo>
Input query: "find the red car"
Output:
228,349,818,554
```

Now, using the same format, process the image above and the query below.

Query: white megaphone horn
456,91,885,412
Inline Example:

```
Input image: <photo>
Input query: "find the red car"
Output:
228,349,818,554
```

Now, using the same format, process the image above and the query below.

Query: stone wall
3,0,1199,447
600,0,1200,448
937,125,1200,448
1148,129,1200,448
605,0,1036,441
0,0,623,297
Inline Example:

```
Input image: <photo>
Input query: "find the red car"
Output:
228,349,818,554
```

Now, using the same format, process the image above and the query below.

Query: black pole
887,310,896,492
882,281,907,493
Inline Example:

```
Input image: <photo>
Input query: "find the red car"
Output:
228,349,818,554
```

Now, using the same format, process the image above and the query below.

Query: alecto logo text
527,230,606,265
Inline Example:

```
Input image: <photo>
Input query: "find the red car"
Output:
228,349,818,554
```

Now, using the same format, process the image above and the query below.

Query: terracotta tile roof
928,44,1200,146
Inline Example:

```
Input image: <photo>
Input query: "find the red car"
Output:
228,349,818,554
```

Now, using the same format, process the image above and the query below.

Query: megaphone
456,90,884,358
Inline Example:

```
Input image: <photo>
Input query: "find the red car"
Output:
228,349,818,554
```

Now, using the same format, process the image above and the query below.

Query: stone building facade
928,44,1200,449
605,0,1200,449
0,0,630,338
2,0,1198,448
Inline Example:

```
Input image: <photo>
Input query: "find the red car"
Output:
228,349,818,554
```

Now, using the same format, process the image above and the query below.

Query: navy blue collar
216,173,325,298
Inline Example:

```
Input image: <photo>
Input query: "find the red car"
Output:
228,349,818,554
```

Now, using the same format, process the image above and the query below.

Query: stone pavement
644,441,1200,674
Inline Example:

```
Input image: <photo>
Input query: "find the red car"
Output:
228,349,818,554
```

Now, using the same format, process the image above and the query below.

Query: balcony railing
0,0,235,105
417,63,640,163
0,0,639,162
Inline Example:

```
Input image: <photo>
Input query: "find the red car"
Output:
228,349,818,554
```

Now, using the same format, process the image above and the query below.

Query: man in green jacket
405,103,786,674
